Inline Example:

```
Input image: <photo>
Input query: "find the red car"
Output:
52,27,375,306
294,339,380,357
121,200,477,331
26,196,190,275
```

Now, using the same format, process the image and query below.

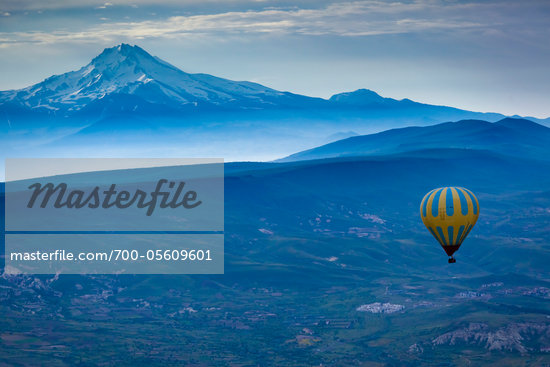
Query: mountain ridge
0,43,540,123
278,117,550,162
1,43,548,167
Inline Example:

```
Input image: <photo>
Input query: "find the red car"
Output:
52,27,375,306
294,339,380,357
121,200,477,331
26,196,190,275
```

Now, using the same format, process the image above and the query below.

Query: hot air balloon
420,187,479,263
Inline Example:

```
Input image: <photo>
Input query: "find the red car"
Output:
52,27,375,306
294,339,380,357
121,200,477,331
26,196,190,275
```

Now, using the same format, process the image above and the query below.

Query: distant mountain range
280,117,550,162
2,44,548,123
1,43,548,167
0,44,527,117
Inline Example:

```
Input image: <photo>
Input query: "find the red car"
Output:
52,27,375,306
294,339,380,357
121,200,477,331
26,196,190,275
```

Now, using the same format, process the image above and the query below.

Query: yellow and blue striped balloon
420,187,479,263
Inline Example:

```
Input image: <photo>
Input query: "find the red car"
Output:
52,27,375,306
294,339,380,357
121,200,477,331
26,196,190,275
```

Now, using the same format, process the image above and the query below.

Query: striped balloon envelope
420,187,479,263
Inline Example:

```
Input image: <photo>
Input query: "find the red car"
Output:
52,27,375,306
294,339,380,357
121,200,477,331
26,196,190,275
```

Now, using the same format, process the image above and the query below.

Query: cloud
96,2,113,9
0,0,288,11
0,0,547,47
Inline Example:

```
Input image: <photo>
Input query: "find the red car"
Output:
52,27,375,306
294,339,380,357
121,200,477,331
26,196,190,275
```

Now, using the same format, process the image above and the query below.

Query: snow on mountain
0,44,290,112
1,43,541,129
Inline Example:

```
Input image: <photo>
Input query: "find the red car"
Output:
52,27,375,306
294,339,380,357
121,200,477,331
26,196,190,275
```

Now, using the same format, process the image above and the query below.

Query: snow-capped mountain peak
0,43,287,113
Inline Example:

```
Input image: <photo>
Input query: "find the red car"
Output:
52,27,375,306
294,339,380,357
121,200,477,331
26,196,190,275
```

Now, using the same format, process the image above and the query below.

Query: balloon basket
448,257,456,263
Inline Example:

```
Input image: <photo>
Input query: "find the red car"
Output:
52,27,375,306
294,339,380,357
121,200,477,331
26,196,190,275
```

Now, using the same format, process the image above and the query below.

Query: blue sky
0,0,549,117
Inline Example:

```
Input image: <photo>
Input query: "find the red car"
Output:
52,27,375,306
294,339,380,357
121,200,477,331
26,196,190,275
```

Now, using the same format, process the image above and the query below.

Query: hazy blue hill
329,88,416,107
327,88,508,121
280,117,550,162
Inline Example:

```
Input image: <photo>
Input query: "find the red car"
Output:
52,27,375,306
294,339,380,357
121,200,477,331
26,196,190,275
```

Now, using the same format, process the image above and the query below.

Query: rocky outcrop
432,322,550,354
